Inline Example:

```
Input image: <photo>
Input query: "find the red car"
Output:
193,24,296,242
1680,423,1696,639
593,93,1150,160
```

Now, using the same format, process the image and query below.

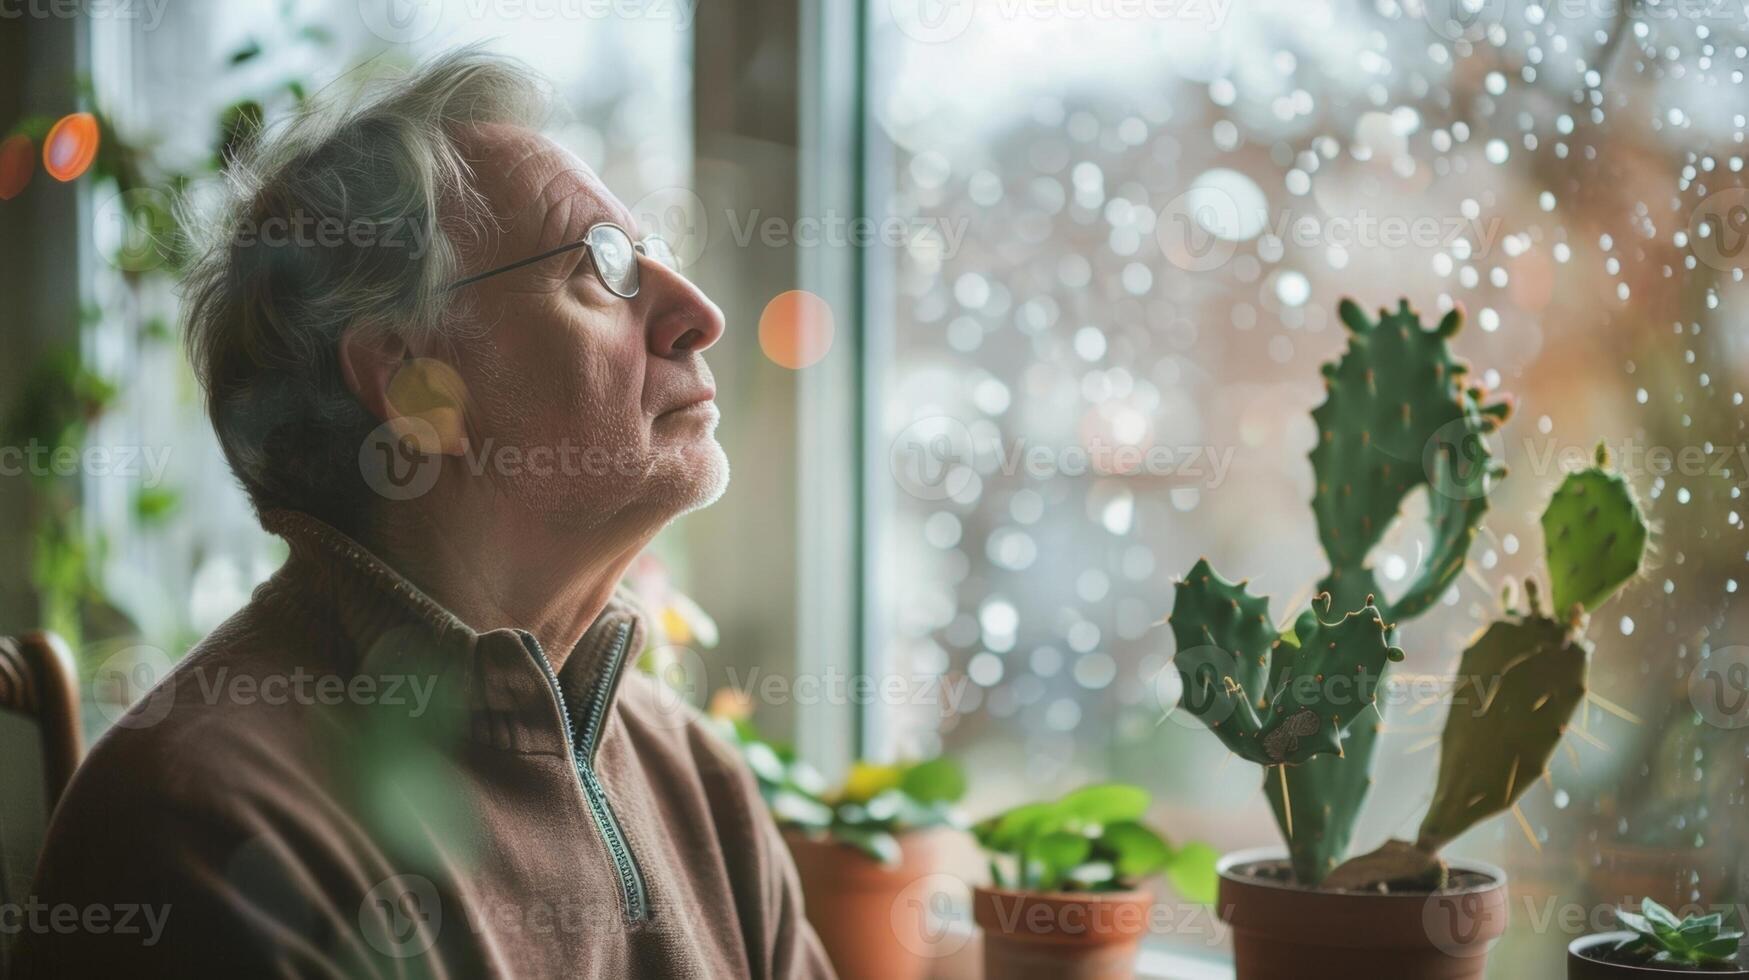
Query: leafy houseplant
1165,298,1651,978
707,697,967,980
708,696,968,860
1569,899,1746,977
971,783,1217,980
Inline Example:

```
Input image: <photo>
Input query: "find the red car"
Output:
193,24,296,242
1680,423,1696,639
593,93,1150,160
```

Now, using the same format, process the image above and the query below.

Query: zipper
517,623,649,922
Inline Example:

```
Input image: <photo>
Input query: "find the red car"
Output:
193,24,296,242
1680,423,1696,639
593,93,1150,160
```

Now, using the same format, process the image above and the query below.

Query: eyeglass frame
443,221,674,298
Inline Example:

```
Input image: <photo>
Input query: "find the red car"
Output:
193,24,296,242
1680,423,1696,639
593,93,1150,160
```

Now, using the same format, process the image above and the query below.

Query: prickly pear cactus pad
1542,451,1648,616
1256,599,1405,765
1312,299,1511,621
1169,563,1401,767
1168,559,1273,761
1415,615,1586,851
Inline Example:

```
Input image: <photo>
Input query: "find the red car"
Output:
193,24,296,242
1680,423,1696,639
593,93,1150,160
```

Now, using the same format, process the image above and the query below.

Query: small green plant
972,784,1217,903
1609,898,1744,969
708,698,967,865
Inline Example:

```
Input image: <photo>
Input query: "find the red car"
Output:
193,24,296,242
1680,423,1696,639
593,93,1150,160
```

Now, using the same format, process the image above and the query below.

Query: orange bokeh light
758,289,835,370
0,134,34,200
43,112,99,183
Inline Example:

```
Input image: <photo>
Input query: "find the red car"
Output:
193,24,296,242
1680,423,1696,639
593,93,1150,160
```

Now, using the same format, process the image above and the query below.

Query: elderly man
16,50,833,979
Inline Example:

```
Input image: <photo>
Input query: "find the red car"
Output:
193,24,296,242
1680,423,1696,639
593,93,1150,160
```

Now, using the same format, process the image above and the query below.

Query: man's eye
566,250,592,280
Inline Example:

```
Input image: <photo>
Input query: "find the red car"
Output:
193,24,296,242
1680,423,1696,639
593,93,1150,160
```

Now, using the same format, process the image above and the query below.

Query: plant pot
783,827,956,980
972,885,1152,980
1216,847,1508,979
1569,932,1749,978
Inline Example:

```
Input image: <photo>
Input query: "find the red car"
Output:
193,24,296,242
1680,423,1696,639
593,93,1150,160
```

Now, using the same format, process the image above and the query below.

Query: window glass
868,2,1746,970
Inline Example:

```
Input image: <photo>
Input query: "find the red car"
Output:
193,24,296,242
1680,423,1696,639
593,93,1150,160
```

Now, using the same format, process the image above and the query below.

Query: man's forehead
461,124,633,243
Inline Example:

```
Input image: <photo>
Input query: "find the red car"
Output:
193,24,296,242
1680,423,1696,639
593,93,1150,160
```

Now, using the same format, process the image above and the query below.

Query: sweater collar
260,509,648,757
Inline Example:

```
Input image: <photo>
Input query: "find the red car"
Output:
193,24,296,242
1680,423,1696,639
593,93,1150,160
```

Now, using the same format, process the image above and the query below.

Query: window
866,1,1746,971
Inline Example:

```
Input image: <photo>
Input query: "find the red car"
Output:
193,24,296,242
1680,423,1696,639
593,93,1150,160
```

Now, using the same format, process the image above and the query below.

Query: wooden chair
0,632,82,809
0,631,83,922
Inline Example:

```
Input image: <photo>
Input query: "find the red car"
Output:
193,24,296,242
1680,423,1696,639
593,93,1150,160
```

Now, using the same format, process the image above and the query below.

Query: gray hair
182,47,549,530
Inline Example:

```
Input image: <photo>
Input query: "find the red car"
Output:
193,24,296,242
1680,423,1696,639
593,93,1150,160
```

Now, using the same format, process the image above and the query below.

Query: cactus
1164,299,1646,891
1323,455,1648,892
1169,298,1508,885
1170,564,1403,767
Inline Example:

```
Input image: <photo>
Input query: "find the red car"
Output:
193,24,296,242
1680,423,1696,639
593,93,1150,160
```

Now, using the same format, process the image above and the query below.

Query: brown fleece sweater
13,511,834,979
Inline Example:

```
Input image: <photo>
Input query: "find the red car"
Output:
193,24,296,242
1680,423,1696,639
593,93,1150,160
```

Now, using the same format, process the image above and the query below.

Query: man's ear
338,325,470,456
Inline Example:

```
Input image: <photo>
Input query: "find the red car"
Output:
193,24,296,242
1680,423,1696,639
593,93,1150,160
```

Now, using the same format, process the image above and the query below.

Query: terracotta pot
972,885,1153,980
1569,932,1749,978
1216,847,1508,979
783,828,956,980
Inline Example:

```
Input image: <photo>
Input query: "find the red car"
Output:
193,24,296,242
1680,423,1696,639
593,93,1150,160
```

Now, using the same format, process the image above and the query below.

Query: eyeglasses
445,222,678,298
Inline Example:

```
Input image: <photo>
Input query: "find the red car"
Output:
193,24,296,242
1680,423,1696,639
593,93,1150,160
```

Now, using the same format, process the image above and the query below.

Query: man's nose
641,261,725,357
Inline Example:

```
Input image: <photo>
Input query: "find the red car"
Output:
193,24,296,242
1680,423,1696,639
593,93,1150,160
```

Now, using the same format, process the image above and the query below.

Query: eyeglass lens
587,224,639,297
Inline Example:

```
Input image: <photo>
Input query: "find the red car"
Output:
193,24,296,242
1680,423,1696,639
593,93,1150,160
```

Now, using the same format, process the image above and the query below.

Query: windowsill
1135,945,1236,980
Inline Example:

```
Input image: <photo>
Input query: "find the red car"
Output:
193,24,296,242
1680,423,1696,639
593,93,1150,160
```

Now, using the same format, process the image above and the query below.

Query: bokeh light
42,112,99,183
0,134,34,200
758,289,835,369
